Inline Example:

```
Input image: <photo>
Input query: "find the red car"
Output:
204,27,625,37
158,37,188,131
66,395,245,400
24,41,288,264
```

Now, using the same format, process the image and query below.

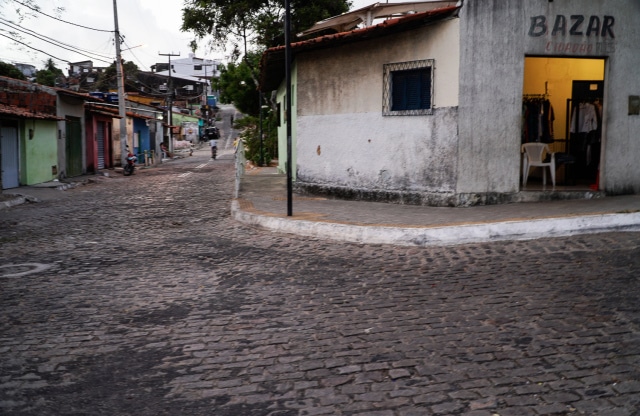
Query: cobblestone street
1,150,639,415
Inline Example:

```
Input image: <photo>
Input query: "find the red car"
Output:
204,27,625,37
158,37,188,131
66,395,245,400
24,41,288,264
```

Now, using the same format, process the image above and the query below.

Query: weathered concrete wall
296,108,458,198
294,19,460,202
459,0,640,195
457,1,524,195
588,1,640,195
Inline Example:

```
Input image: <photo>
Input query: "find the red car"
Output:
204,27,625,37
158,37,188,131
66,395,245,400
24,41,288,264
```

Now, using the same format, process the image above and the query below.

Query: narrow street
1,139,639,415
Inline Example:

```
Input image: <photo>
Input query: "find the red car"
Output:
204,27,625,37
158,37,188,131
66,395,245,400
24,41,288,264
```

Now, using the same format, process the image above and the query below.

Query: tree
0,61,26,80
181,0,352,56
213,53,261,115
35,58,64,86
182,0,351,165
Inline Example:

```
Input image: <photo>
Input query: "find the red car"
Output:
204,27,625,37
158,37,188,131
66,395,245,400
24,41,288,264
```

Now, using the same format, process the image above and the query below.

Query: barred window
383,59,434,116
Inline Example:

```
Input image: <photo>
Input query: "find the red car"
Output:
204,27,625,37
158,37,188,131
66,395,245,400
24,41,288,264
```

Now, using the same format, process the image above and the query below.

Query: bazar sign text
528,14,615,54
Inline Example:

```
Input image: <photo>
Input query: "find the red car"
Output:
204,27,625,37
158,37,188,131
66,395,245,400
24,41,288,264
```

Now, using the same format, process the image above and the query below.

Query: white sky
0,0,375,72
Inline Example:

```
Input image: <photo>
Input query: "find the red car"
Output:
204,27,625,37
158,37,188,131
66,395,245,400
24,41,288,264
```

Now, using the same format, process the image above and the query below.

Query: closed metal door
97,121,105,170
1,125,20,189
65,117,82,177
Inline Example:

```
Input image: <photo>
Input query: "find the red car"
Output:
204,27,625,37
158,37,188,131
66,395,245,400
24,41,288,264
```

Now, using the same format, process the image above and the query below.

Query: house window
383,59,434,116
194,65,202,71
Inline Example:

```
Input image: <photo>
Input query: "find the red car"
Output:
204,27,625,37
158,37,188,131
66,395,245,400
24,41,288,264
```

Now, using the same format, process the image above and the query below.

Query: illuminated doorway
522,57,605,189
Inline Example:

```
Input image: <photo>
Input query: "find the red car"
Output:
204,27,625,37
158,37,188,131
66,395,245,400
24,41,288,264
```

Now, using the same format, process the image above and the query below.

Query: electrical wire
0,32,69,63
0,16,114,59
0,19,113,64
9,0,113,33
122,39,149,72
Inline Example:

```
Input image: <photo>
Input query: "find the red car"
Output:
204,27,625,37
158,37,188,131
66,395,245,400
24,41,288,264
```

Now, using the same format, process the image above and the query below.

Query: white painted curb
231,200,640,246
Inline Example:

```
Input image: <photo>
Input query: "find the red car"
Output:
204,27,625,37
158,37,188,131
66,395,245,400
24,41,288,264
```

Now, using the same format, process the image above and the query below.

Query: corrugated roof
259,5,460,92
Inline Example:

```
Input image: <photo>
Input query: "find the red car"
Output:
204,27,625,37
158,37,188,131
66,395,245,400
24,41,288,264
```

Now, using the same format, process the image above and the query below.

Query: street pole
159,52,180,154
112,0,127,167
285,0,293,216
259,91,264,167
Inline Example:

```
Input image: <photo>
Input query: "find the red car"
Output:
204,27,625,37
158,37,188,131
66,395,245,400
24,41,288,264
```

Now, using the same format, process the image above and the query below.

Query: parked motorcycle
123,151,137,176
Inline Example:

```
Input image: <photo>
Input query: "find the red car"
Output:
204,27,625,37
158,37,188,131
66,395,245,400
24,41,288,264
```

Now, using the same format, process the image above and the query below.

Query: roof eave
259,5,460,92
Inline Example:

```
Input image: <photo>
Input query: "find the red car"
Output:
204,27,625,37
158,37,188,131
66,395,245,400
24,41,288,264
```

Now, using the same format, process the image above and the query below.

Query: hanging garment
522,98,555,143
570,102,598,134
540,100,555,143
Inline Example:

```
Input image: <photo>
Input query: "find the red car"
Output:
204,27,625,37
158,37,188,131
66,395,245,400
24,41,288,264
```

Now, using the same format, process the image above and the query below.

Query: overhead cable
122,39,149,71
0,19,113,64
0,32,69,63
10,0,113,33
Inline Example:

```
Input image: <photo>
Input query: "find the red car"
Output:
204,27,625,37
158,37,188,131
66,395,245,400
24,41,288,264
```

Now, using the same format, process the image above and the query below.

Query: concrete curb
0,195,29,210
231,200,640,246
0,182,78,210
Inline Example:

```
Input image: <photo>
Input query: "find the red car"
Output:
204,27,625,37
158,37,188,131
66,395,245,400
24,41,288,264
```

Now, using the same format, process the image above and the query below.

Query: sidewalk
232,166,640,246
4,165,639,247
0,172,114,209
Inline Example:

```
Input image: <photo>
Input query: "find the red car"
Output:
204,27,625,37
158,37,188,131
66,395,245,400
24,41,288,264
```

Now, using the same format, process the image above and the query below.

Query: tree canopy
34,58,63,86
213,52,262,115
0,61,27,80
181,0,352,58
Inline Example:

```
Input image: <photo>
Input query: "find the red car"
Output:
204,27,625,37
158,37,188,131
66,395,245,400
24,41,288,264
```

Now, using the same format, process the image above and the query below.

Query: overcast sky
0,0,375,72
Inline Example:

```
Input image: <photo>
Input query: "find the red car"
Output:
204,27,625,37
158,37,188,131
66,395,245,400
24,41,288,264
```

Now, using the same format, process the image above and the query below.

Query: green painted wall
276,63,298,180
21,120,58,185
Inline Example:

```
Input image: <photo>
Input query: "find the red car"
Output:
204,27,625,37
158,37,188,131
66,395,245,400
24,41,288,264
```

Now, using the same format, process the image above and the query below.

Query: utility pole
259,91,265,167
112,0,127,166
201,62,214,130
159,52,180,154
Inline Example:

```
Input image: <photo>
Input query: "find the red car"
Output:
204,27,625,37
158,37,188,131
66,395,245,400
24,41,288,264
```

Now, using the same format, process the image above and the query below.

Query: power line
10,0,113,33
122,39,149,71
0,32,69,63
0,19,114,64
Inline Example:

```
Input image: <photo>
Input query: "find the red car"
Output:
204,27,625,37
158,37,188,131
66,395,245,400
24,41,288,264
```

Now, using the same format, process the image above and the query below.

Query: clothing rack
522,93,554,144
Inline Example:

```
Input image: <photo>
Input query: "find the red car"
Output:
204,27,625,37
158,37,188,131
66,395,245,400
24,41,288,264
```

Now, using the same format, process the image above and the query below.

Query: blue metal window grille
383,59,434,116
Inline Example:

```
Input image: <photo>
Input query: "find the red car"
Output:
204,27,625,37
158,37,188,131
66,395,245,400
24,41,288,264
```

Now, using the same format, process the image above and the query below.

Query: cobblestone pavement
1,148,639,415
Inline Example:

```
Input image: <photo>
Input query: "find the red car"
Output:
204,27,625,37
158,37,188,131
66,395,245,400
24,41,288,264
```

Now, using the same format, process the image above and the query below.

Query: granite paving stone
0,124,639,415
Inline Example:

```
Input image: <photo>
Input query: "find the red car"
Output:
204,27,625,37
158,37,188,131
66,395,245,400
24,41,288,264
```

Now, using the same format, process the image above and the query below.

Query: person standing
210,136,218,159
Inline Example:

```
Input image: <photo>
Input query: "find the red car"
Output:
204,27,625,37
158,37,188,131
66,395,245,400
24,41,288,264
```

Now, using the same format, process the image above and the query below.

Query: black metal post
285,0,293,216
259,92,264,166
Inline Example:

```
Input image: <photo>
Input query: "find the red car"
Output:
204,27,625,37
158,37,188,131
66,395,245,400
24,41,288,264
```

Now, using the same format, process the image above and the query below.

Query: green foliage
236,111,278,166
213,52,261,116
0,61,26,80
182,0,352,54
35,58,63,86
183,0,351,126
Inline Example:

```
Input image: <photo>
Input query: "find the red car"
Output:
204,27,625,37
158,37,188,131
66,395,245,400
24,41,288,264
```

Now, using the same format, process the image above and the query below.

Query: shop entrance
522,57,605,189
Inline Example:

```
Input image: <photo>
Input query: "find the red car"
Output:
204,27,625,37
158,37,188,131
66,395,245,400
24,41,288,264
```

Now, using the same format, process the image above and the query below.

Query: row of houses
0,75,206,190
260,0,640,206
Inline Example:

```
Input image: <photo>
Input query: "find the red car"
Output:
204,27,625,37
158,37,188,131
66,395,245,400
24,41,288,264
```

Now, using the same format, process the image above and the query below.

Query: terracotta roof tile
259,5,460,91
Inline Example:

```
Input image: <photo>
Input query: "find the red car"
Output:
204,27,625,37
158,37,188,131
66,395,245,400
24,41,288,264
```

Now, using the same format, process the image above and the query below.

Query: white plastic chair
522,143,555,187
